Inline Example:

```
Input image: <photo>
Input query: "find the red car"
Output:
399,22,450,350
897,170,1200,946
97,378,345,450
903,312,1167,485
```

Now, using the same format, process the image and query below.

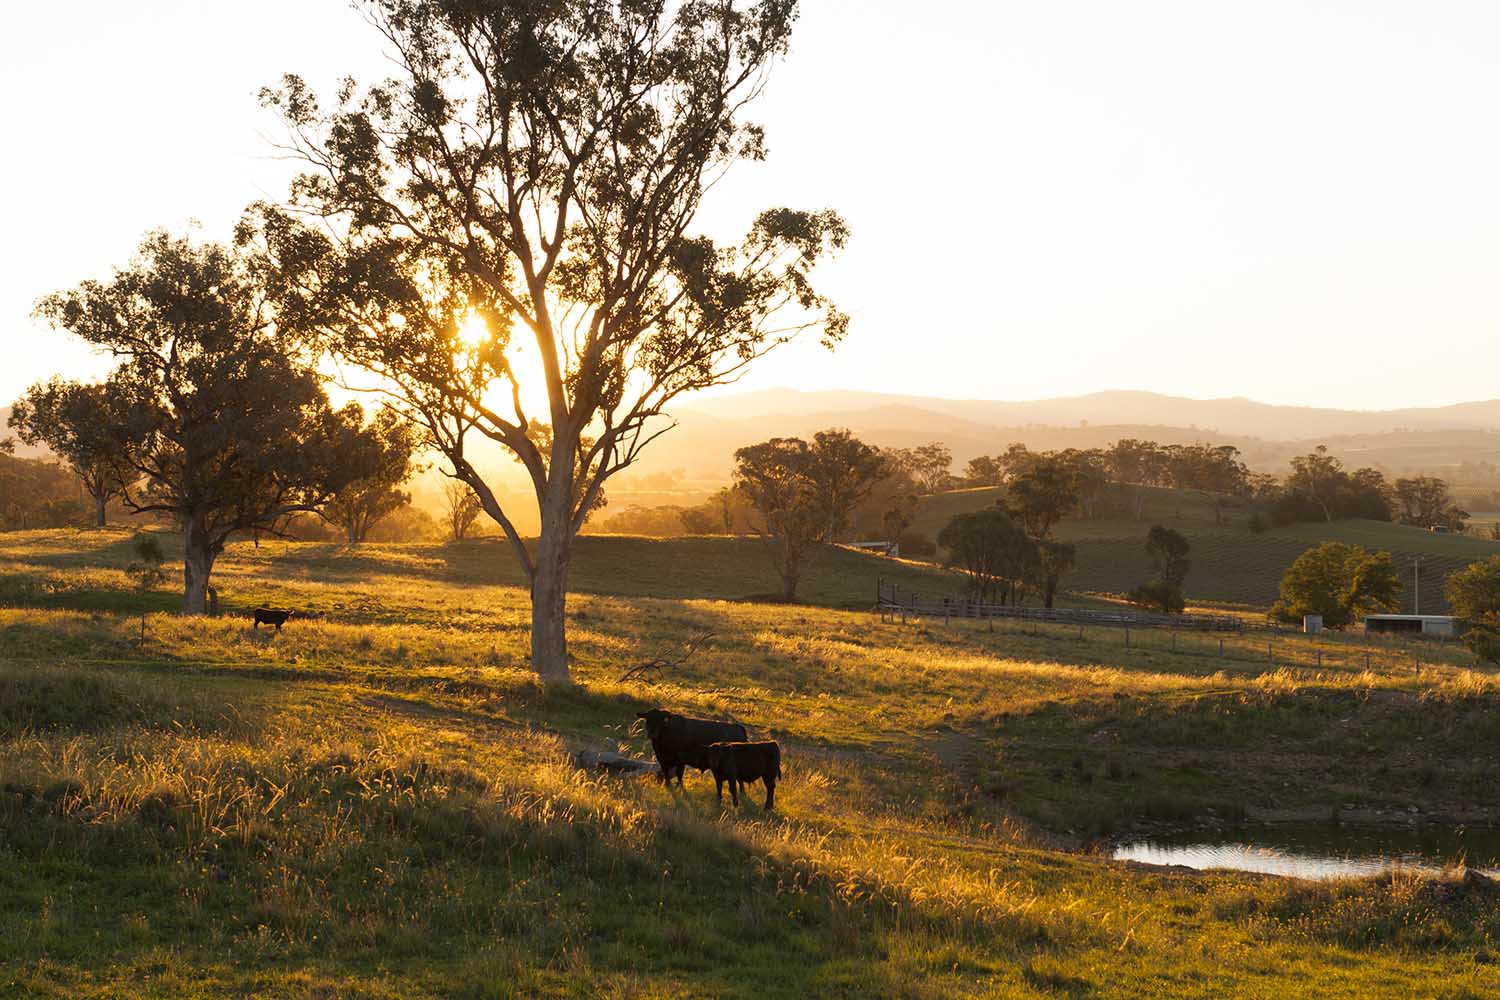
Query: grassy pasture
910,484,1500,612
2,530,1500,997
0,529,964,620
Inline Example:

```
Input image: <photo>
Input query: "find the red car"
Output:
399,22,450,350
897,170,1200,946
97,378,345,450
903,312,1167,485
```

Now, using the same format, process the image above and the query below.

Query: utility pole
1412,556,1422,615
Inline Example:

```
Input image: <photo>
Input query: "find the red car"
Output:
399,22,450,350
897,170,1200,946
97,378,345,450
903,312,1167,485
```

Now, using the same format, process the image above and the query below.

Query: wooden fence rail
876,577,1249,632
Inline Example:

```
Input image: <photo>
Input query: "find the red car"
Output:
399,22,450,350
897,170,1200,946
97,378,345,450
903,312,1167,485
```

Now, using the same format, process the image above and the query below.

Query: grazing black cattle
253,607,292,631
636,708,747,787
704,741,780,810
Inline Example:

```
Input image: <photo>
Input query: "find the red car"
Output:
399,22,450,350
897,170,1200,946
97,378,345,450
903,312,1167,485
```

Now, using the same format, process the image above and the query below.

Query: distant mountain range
648,389,1500,478
12,390,1500,486
676,389,1500,440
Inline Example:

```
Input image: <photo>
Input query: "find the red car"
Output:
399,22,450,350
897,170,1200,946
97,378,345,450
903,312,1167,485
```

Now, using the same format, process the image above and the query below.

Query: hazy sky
5,1,1500,411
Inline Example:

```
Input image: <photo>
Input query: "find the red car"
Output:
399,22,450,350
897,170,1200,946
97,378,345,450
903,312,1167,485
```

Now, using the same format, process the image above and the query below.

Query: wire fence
875,577,1483,677
877,577,1249,631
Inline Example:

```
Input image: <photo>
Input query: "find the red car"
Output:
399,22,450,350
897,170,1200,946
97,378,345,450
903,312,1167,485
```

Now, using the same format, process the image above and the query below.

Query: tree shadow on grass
0,570,181,616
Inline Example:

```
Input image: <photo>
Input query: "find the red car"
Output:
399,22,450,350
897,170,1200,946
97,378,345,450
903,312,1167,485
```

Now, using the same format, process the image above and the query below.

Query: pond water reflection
1113,824,1500,880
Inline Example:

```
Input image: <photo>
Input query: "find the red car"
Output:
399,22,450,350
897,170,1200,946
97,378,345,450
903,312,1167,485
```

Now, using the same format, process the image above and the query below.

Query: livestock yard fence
875,577,1245,632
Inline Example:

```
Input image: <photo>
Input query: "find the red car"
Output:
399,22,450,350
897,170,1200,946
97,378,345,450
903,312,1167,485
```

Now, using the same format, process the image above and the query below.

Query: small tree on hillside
963,455,1004,488
124,532,169,644
9,378,131,528
938,508,1039,606
1146,525,1191,586
851,456,920,548
1445,556,1500,663
321,405,425,544
443,480,483,542
734,430,886,598
1131,525,1191,613
1394,477,1467,531
34,232,385,613
1004,453,1080,540
1107,438,1164,520
890,443,954,495
1270,542,1401,628
1036,539,1075,610
1287,446,1344,522
808,429,884,542
734,437,822,601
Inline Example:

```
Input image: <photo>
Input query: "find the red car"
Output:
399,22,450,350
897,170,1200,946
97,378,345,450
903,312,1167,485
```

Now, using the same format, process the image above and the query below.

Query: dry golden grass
1,528,1499,998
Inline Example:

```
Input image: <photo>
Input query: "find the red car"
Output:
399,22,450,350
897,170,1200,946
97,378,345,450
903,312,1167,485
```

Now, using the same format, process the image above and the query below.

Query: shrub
1464,629,1500,665
897,532,936,557
1130,579,1185,614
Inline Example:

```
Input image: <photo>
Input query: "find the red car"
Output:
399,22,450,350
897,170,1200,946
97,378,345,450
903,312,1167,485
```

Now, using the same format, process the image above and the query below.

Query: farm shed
1363,614,1461,638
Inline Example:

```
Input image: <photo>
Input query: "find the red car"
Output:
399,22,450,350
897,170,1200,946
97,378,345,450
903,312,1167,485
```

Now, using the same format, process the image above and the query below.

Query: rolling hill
635,388,1500,481
908,482,1500,615
678,388,1500,439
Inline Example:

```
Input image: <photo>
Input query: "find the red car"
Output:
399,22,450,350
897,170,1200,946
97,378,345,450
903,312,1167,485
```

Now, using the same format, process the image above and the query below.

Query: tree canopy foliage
33,232,385,613
8,379,131,528
1130,525,1190,613
321,405,425,544
1446,556,1500,663
937,508,1039,606
1270,541,1402,628
0,453,83,531
733,430,883,600
1392,476,1467,532
255,0,846,681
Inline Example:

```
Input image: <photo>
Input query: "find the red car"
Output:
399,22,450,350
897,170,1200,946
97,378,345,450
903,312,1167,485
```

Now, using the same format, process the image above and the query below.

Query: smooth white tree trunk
530,496,574,683
182,518,216,615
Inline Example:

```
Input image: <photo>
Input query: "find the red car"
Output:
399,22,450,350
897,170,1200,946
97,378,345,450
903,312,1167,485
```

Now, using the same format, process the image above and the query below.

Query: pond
1113,823,1500,880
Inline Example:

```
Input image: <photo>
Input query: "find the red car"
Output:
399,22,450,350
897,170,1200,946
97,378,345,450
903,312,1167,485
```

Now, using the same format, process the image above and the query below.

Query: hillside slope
3,530,1500,996
680,388,1500,439
910,484,1500,613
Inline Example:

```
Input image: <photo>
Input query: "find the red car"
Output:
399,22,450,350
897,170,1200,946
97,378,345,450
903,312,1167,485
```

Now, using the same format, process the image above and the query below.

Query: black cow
253,607,293,631
703,741,780,810
636,708,747,788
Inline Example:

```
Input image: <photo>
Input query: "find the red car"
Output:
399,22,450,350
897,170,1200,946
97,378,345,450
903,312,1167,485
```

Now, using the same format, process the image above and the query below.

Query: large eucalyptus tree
35,233,383,613
255,0,847,682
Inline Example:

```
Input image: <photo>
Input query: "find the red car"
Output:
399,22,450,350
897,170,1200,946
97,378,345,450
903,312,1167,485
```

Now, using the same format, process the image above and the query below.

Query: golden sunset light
6,3,1500,997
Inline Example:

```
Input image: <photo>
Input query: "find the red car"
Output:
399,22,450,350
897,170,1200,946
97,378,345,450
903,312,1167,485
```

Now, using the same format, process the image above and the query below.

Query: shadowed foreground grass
2,529,1499,998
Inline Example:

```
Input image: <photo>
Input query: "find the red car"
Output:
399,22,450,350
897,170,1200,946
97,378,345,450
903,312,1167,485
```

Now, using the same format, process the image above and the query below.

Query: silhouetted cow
636,708,747,787
703,741,780,809
253,607,292,631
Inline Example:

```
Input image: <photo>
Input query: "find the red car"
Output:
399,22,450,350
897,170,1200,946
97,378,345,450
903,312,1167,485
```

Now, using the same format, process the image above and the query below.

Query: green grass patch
1,529,1499,997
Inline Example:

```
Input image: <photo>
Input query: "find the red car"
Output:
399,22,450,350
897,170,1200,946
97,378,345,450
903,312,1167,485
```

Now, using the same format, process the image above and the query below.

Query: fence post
1125,626,1130,648
1171,631,1177,653
1267,642,1273,666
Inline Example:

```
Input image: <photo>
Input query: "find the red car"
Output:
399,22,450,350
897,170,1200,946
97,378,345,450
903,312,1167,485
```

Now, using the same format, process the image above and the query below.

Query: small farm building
1362,614,1461,637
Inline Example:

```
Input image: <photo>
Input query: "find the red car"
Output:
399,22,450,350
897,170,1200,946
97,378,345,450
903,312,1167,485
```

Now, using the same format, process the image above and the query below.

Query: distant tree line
0,446,96,531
